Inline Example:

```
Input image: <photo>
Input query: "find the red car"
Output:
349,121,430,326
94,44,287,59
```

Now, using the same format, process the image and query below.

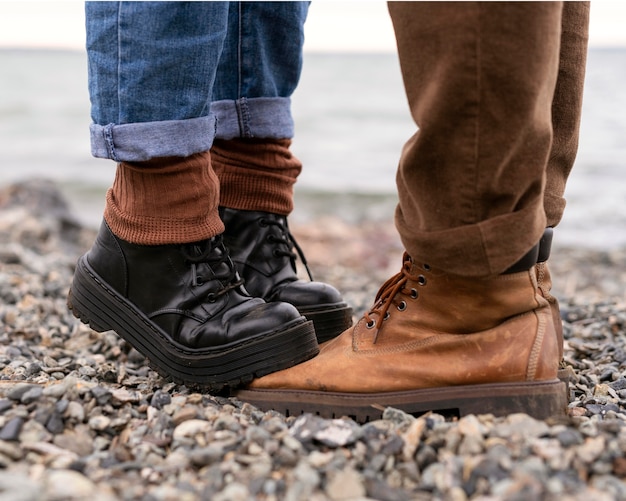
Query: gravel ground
0,179,625,501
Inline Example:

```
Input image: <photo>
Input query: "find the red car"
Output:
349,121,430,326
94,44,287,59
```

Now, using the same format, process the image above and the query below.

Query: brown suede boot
235,252,567,421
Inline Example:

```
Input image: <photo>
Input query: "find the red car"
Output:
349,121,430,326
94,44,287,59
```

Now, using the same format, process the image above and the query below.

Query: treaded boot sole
67,255,319,392
297,303,354,343
235,379,568,423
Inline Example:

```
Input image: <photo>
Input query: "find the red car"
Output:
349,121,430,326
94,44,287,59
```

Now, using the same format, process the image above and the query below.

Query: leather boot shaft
366,256,546,339
219,207,301,301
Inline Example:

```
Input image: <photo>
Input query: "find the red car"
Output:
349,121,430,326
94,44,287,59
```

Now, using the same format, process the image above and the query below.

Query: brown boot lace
364,253,429,343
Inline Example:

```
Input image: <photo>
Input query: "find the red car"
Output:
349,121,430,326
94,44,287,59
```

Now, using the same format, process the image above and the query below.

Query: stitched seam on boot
354,331,485,356
354,309,542,356
536,263,555,301
536,262,546,286
526,309,545,380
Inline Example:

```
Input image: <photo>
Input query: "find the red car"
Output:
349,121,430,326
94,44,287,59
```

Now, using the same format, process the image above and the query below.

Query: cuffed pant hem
211,97,294,140
90,115,217,162
543,192,567,228
396,204,547,278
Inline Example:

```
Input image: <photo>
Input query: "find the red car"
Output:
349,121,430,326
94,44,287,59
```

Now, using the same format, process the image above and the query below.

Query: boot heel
67,258,114,334
379,380,569,421
447,380,569,419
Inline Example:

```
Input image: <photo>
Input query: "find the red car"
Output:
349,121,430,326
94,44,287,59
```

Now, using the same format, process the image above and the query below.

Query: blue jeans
86,1,308,162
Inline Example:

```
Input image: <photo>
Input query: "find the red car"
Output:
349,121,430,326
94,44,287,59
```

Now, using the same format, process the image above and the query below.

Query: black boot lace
364,253,428,343
181,234,245,301
259,217,314,281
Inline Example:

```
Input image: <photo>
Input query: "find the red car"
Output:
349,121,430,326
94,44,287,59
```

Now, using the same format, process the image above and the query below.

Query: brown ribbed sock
211,138,301,215
104,151,224,245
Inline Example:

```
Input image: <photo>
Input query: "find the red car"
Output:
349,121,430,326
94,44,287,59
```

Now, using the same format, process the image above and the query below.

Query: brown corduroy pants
388,2,589,277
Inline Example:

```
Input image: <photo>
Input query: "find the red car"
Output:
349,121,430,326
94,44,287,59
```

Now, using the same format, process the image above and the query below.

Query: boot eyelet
423,264,431,271
366,320,376,329
397,301,407,311
207,293,217,303
266,234,276,243
259,218,268,227
410,288,418,299
417,275,427,286
272,249,281,257
383,312,390,321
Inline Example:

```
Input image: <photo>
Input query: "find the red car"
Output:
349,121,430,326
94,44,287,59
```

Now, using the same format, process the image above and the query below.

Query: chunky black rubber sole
67,255,319,392
297,303,354,343
235,379,568,423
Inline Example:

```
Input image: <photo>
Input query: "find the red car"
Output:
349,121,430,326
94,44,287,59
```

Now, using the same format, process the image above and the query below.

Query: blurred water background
0,48,624,249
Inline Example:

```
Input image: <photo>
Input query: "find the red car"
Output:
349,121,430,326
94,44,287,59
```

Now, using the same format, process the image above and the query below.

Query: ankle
211,138,300,215
104,152,224,245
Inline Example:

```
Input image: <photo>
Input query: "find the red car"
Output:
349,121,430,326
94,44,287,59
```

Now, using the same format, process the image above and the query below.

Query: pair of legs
69,2,351,390
238,2,590,421
71,1,589,419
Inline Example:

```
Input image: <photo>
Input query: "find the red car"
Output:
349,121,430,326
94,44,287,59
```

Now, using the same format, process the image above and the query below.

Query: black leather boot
219,207,353,343
67,221,318,391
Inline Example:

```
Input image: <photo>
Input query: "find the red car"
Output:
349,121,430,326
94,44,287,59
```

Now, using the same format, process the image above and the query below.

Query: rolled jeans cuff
211,97,294,140
90,115,217,162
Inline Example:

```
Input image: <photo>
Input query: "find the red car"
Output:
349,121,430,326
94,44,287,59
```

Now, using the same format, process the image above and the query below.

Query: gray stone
325,468,366,500
189,444,224,467
6,383,38,402
0,471,42,501
44,469,96,501
290,414,362,447
150,389,172,409
0,417,24,441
